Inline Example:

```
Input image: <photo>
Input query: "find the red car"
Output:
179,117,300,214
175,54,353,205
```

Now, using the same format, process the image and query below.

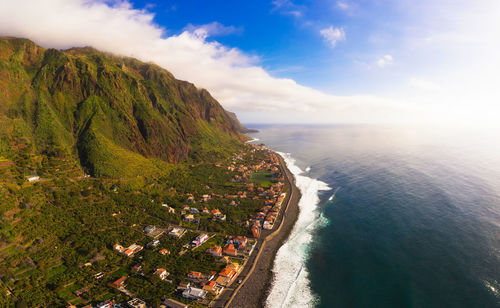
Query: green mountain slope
0,37,246,177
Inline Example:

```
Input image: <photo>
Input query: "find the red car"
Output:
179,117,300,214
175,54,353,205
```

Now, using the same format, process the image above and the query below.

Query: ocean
246,125,500,308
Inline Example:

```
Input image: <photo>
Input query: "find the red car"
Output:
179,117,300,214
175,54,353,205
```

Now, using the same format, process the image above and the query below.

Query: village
65,144,288,308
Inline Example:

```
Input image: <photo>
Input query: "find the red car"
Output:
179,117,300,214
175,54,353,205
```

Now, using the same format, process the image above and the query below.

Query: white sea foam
246,137,260,143
484,280,499,297
305,166,311,173
266,152,331,308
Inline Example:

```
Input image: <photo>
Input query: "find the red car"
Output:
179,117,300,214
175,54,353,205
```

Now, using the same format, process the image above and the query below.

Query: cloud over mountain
0,0,405,124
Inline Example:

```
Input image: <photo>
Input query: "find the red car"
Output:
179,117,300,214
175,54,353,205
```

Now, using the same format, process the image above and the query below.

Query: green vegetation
0,37,281,307
251,171,273,188
0,37,247,178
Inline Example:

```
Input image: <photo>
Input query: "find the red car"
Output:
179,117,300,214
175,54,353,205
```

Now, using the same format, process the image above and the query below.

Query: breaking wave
266,152,331,308
246,137,260,143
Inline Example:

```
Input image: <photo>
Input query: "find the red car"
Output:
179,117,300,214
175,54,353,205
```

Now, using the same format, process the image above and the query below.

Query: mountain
224,110,258,133
0,37,247,177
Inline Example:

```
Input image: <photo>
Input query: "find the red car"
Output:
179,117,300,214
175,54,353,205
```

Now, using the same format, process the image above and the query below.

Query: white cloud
319,26,346,48
184,22,243,38
375,54,394,67
0,0,408,124
409,78,442,91
336,1,358,16
336,1,350,11
271,0,304,18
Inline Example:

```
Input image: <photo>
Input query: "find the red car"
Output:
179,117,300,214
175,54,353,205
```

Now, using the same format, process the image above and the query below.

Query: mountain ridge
0,37,250,177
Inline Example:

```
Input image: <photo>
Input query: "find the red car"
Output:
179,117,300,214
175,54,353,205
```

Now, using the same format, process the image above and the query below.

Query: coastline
223,153,302,308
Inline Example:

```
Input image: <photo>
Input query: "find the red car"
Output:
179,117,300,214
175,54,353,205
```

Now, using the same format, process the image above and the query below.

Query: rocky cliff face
0,37,246,176
224,110,258,133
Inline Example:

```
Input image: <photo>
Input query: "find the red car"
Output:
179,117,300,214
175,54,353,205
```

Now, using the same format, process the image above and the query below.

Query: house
128,244,143,253
211,209,226,221
207,271,217,281
109,276,127,289
118,243,143,257
263,220,273,230
159,249,170,255
113,244,125,253
215,275,232,287
97,300,115,308
147,239,160,248
191,233,209,247
233,236,248,248
124,249,134,257
169,227,185,237
219,267,236,279
162,298,188,308
202,281,223,295
182,287,207,300
202,207,210,215
227,262,242,272
177,281,190,291
223,244,237,256
206,246,222,257
168,207,175,214
251,225,261,238
132,264,142,272
187,271,204,280
94,272,104,279
26,176,40,182
190,208,199,214
126,298,146,308
216,264,242,286
144,225,156,234
155,268,169,280
183,214,195,223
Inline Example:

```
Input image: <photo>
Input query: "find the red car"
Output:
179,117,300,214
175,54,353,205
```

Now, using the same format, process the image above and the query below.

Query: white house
27,176,40,182
182,287,207,300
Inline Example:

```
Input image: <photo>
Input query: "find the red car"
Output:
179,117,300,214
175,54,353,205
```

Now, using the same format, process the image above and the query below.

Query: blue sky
1,0,499,127
128,0,398,94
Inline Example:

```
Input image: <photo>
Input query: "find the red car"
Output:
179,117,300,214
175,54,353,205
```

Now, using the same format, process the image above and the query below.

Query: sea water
247,125,500,308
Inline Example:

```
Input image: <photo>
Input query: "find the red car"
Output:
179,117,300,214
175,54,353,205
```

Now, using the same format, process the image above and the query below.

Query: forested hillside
0,37,248,178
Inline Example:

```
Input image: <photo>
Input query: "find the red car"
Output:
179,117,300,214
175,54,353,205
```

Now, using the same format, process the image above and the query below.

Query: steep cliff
0,37,246,177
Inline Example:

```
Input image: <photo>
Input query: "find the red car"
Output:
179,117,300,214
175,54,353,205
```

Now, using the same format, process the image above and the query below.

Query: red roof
110,276,127,288
219,268,236,277
188,271,203,279
206,281,216,287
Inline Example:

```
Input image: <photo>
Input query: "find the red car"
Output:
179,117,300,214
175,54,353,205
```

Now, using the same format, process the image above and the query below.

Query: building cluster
181,204,227,223
205,235,255,259
251,189,286,238
177,260,243,303
73,146,288,308
113,243,143,258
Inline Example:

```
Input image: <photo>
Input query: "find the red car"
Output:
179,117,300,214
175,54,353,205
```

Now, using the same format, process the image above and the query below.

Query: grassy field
250,171,273,188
